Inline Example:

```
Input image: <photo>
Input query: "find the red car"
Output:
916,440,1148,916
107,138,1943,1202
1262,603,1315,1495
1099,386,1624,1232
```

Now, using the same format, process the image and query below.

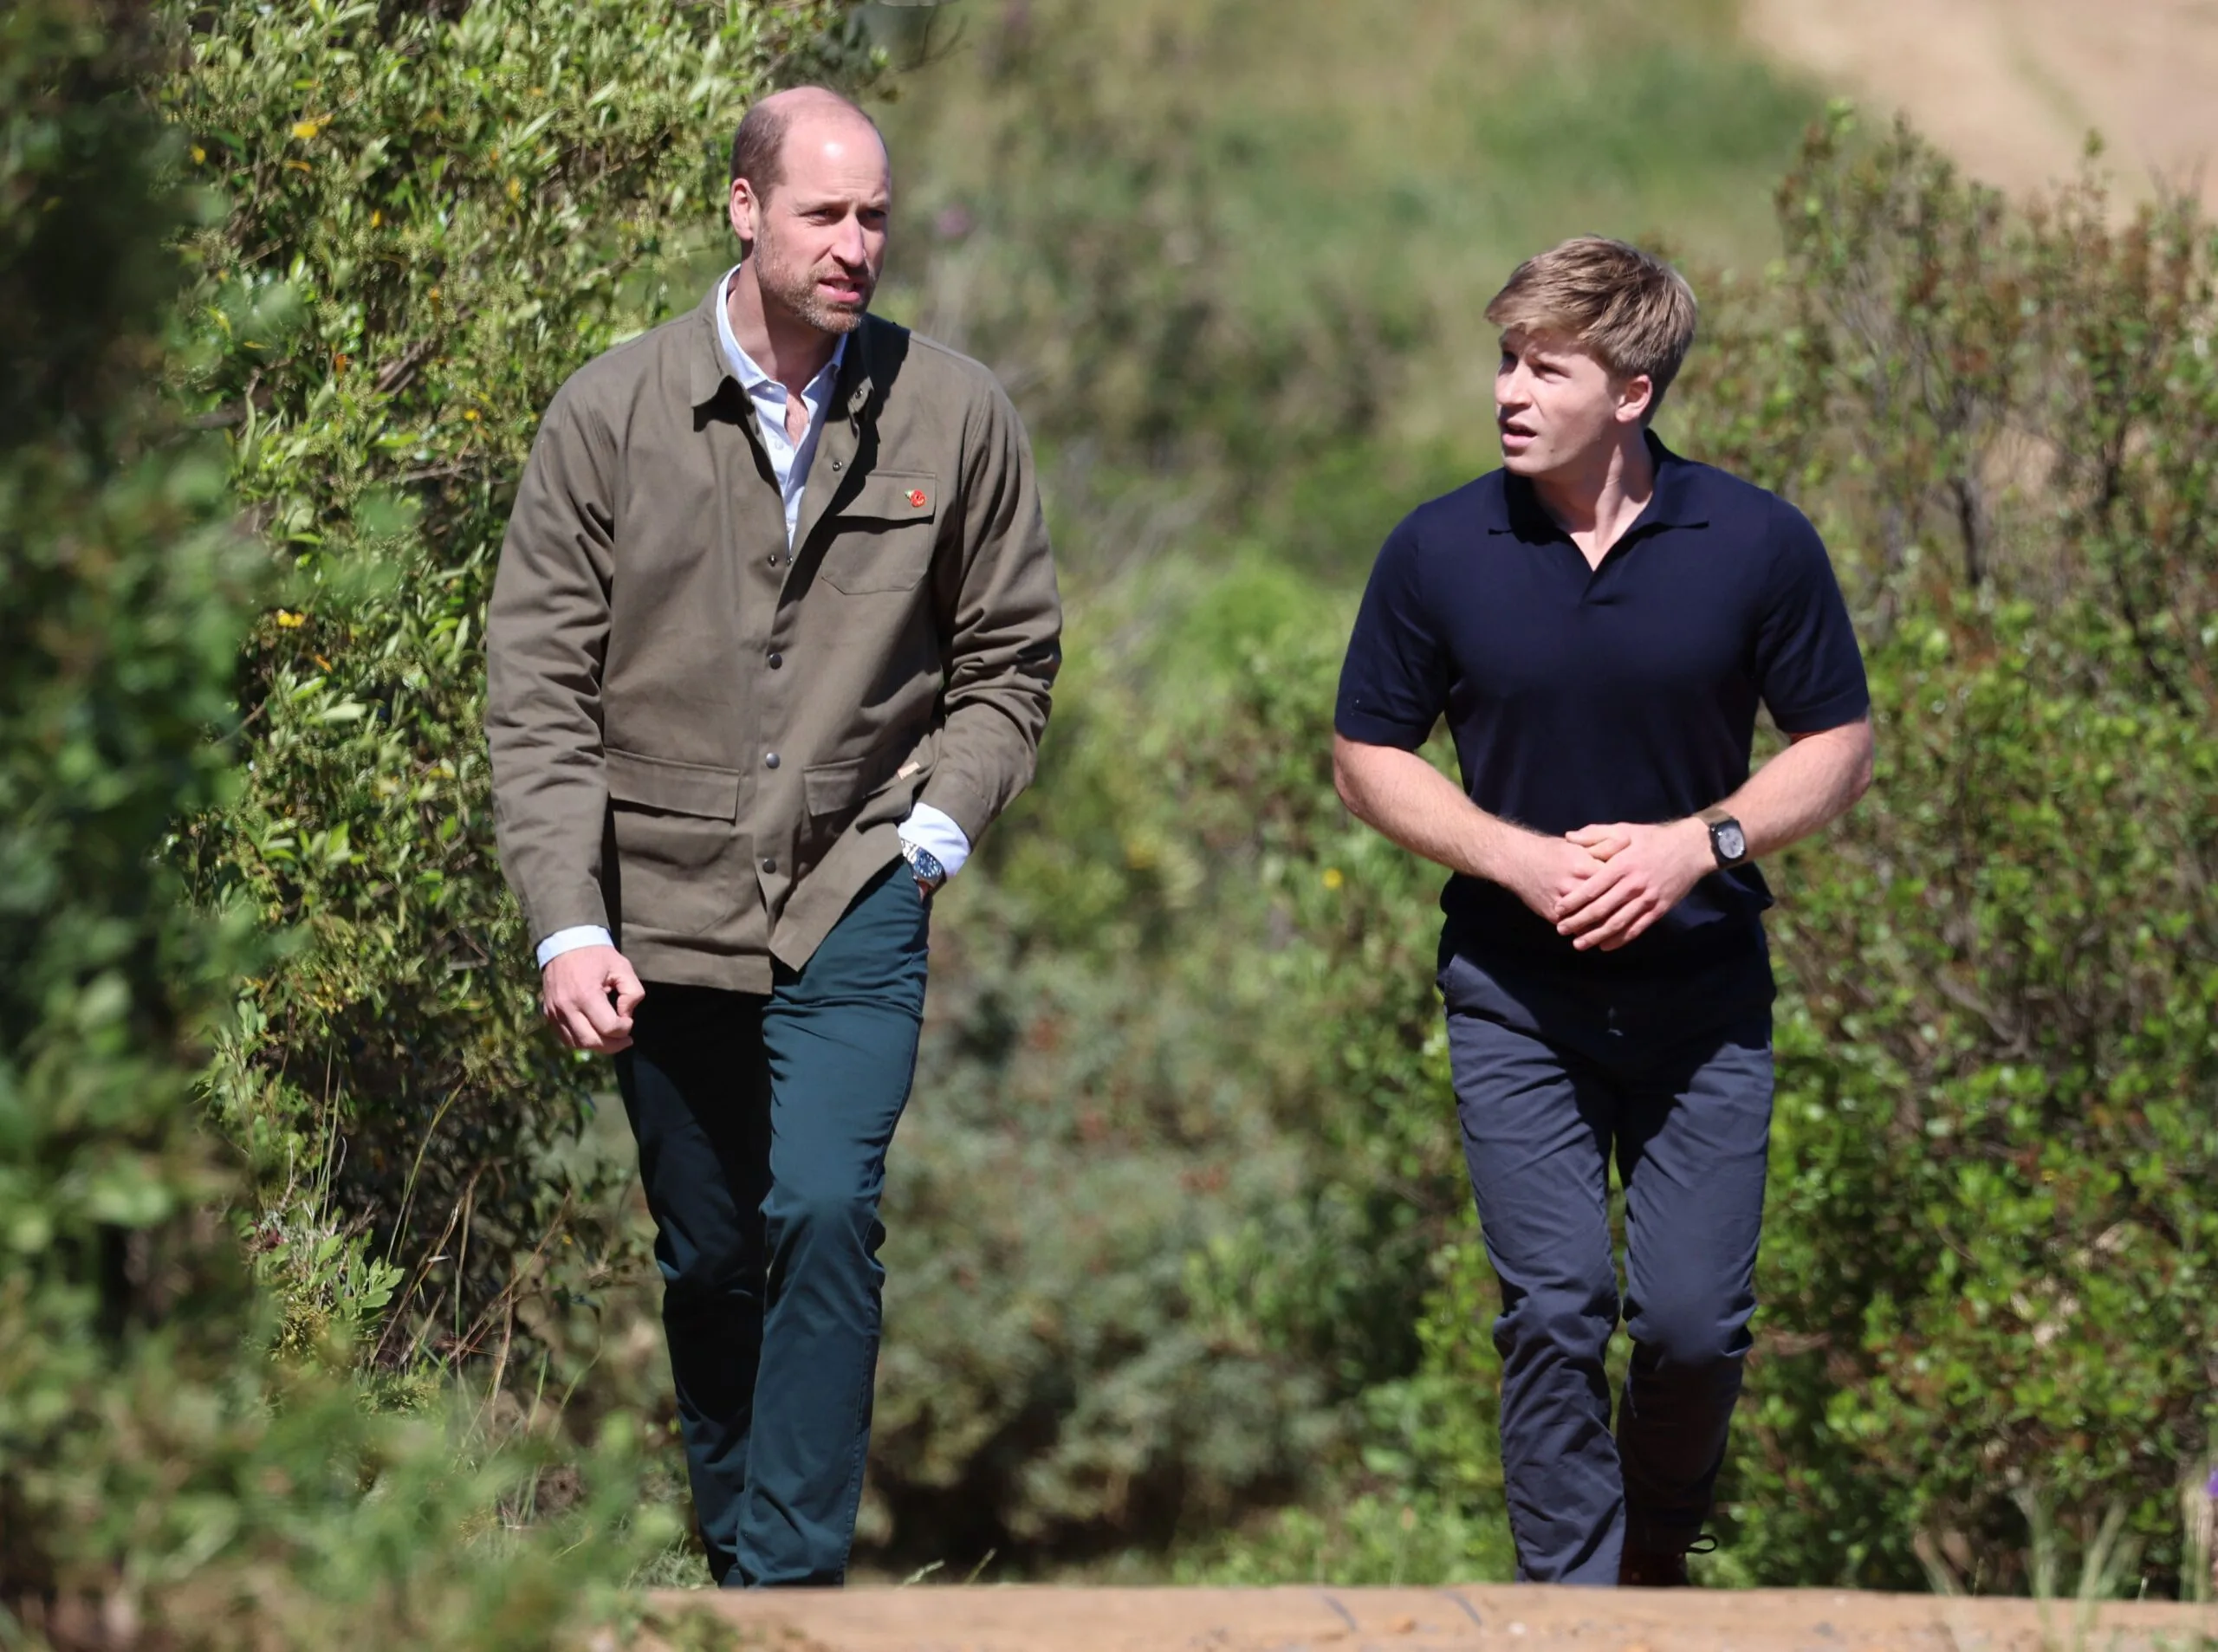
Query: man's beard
757,243,872,335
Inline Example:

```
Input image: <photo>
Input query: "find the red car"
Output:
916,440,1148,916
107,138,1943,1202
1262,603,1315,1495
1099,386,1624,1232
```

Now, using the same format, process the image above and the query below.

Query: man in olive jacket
486,87,1060,1587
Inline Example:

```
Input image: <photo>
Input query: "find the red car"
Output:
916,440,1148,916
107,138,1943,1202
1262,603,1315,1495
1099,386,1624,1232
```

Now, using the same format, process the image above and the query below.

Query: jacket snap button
762,858,777,875
768,652,783,669
763,752,780,769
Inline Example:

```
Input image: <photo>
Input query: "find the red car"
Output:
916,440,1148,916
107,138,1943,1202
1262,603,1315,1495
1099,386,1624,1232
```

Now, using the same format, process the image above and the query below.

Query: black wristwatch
1699,807,1749,870
900,839,947,892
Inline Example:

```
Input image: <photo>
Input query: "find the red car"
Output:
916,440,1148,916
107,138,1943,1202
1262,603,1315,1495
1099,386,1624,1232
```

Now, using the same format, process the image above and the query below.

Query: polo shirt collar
1493,429,1710,540
1641,431,1709,529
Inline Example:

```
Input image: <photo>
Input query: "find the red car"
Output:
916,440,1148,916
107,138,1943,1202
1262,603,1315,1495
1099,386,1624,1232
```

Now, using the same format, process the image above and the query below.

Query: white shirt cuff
536,925,613,969
898,802,972,879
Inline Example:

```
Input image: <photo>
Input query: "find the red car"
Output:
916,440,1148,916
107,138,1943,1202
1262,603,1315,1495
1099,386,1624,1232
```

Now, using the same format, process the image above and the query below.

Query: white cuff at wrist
536,925,613,969
897,802,972,879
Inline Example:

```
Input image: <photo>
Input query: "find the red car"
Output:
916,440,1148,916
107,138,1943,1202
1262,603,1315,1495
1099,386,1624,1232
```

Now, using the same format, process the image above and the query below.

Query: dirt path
672,1583,2216,1650
1743,0,2218,208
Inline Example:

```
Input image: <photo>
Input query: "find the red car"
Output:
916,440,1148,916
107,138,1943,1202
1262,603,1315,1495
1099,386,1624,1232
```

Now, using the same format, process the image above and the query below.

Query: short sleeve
1752,502,1871,734
1335,517,1449,748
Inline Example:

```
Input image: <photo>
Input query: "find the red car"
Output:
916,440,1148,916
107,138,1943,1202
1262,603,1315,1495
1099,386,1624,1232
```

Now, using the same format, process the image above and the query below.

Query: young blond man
1333,238,1872,1586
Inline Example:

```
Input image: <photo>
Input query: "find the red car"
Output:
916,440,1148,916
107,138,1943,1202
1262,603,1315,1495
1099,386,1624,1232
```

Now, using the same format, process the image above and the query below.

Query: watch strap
901,839,947,889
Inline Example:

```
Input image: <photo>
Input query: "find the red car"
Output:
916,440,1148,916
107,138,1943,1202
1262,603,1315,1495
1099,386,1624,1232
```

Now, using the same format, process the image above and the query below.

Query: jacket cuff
917,774,997,846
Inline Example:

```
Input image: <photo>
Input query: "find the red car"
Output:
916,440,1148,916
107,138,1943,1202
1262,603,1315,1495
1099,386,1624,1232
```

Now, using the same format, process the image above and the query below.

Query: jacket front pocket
803,755,871,817
821,470,939,594
798,742,924,874
605,748,745,939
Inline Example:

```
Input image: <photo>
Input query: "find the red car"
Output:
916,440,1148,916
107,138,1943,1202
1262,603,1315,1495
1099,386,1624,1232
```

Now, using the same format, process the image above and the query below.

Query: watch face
1716,822,1747,863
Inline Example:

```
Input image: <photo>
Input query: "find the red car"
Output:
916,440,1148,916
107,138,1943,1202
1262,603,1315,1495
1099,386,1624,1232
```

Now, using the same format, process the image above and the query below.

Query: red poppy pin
907,489,928,509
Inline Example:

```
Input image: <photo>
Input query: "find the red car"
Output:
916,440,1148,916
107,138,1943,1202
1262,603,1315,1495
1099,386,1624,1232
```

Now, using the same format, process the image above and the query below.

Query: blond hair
1484,237,1699,419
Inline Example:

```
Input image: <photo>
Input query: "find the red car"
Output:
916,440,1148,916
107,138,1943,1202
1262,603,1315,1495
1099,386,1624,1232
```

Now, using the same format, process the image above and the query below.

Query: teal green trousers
613,861,929,1587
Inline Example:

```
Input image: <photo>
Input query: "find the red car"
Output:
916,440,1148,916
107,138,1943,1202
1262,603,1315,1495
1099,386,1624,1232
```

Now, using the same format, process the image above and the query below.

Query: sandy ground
1743,0,2218,208
668,1584,2217,1650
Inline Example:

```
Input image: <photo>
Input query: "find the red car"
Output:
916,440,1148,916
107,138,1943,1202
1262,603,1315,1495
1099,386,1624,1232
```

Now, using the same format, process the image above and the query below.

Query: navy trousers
1439,946,1774,1585
613,862,929,1587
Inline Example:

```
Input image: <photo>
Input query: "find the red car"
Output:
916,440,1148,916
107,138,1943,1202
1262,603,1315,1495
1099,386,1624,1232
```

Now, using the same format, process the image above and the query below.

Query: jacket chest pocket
605,748,746,939
820,470,940,594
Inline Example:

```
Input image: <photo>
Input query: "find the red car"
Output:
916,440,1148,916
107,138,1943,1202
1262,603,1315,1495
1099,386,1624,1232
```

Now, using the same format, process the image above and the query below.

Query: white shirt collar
715,263,846,402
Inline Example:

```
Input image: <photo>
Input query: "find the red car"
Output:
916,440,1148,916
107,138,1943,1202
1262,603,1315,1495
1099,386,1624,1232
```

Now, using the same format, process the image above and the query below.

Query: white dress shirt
535,268,971,969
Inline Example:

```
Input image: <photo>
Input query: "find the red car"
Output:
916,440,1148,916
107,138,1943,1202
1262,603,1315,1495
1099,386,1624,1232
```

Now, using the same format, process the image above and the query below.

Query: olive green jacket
486,290,1061,993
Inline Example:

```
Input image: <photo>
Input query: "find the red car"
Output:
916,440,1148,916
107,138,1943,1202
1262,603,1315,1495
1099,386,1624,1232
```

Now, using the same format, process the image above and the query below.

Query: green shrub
1,3,876,1642
0,0,268,1617
1681,116,2218,1594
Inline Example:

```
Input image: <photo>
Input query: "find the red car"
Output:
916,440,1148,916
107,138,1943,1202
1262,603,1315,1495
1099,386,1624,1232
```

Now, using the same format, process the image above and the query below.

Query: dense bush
864,560,1462,1570
1682,116,2218,1593
0,5,688,1644
3,3,893,1642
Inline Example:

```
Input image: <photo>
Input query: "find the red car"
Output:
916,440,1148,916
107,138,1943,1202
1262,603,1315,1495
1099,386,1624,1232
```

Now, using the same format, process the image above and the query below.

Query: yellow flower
191,145,206,165
463,407,480,422
1322,867,1345,891
369,209,382,228
290,118,323,140
274,610,307,629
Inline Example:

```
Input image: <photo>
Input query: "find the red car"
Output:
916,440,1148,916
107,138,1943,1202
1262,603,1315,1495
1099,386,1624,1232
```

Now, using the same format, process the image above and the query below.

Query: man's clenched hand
1553,820,1713,952
542,944,646,1053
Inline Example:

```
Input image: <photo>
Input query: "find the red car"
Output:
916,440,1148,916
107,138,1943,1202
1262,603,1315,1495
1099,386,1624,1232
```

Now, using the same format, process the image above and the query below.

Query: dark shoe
1618,1533,1715,1588
1618,1546,1689,1587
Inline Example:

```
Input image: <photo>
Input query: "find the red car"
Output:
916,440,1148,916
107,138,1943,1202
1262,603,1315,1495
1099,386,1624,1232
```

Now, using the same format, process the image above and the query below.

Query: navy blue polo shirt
1334,433,1869,978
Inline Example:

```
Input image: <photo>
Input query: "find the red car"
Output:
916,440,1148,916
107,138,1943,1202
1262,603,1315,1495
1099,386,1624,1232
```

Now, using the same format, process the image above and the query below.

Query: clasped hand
1502,819,1714,953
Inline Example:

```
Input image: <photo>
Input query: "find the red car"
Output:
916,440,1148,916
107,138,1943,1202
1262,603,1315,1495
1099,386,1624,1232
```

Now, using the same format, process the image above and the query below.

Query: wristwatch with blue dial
900,839,947,892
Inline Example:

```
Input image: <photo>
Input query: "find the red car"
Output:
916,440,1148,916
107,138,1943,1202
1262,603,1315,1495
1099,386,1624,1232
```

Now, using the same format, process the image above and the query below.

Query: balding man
488,87,1061,1586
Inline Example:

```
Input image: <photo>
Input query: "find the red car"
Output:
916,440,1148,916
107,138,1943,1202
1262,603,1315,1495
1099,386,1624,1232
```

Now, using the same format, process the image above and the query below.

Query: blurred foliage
865,0,1818,569
864,558,1456,1568
0,0,262,1617
839,0,1829,1577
